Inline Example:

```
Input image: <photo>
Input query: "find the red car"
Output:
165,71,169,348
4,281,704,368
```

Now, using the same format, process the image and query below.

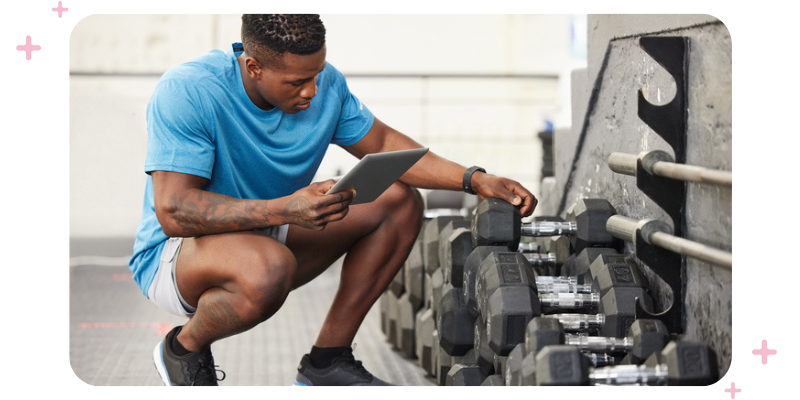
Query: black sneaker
294,347,395,386
152,325,225,386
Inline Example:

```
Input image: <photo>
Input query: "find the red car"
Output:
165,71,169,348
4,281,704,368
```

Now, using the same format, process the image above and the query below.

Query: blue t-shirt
129,43,374,296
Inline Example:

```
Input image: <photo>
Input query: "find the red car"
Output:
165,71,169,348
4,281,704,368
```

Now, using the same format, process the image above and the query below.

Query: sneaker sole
152,340,173,386
292,381,309,386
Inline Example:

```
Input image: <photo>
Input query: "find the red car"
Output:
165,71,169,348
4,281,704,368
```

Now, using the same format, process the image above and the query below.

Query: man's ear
244,56,262,79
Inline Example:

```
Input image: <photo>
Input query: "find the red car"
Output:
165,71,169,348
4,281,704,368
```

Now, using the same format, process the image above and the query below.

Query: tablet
325,148,429,205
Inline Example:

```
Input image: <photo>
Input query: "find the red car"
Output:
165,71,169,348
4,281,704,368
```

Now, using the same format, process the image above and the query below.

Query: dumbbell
473,314,495,375
445,349,487,386
437,287,478,356
478,250,650,307
535,341,719,385
484,314,614,386
466,249,595,313
443,229,571,288
526,316,670,365
504,343,525,385
403,236,426,311
423,215,468,276
479,265,655,355
439,221,472,288
481,374,505,386
471,197,618,253
463,246,621,314
476,249,651,316
516,347,619,386
393,237,427,358
439,249,654,369
475,253,600,318
434,329,464,386
380,291,400,347
429,267,445,318
508,348,616,386
561,247,622,277
395,292,418,359
415,308,435,376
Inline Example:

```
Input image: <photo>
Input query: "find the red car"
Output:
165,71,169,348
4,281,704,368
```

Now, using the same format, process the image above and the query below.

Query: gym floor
69,256,435,386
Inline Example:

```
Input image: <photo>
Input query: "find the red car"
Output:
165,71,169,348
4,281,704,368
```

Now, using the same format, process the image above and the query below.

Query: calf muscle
180,288,246,351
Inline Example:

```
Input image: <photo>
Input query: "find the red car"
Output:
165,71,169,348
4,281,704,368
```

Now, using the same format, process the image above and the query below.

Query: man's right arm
152,170,356,237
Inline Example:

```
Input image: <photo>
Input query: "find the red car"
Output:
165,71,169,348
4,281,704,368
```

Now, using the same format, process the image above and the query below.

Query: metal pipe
608,150,732,186
606,215,732,270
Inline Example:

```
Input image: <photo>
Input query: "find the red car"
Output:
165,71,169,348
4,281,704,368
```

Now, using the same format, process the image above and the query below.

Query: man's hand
283,180,356,230
470,172,537,217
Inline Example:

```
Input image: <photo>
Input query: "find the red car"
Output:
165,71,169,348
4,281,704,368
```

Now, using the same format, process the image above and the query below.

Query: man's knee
381,182,424,220
236,242,297,321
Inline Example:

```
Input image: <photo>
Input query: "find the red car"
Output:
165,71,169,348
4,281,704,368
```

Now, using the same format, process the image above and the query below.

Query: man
130,14,536,386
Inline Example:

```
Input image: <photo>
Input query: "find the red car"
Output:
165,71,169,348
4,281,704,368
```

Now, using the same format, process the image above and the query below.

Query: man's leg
159,182,422,385
174,231,299,352
286,182,424,348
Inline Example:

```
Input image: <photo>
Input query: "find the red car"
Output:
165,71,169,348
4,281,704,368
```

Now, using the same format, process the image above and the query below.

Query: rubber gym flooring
69,256,435,386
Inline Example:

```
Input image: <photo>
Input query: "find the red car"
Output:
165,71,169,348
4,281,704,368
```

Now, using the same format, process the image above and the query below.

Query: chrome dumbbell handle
554,313,605,331
539,292,599,309
521,221,577,237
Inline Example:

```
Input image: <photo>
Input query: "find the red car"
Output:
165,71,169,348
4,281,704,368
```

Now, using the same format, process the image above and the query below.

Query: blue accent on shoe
293,380,309,386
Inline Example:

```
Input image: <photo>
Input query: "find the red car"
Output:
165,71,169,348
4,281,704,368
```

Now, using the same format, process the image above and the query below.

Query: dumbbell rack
378,34,732,385
627,36,689,335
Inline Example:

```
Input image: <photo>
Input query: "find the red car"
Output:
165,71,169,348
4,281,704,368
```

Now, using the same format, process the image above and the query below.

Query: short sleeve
144,78,215,179
327,65,375,146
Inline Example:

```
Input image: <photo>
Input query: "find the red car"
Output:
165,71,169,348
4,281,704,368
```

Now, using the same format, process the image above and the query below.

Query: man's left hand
471,172,537,217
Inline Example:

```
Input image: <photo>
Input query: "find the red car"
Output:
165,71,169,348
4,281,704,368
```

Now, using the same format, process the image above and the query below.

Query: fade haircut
241,14,326,67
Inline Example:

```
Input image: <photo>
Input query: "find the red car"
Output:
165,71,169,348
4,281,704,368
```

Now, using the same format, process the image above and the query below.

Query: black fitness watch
462,166,486,195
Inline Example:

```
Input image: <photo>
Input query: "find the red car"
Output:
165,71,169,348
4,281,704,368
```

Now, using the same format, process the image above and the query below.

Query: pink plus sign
52,1,68,18
752,339,777,364
16,36,41,61
724,382,741,399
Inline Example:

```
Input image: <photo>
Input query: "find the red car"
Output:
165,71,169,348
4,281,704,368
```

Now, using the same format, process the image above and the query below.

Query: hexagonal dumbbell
481,374,505,386
534,341,718,386
445,349,487,386
475,252,599,319
437,286,478,357
423,215,468,275
440,223,473,288
403,236,426,311
463,246,617,314
479,264,655,357
415,308,435,376
526,317,670,364
395,292,418,359
473,314,495,376
471,197,618,253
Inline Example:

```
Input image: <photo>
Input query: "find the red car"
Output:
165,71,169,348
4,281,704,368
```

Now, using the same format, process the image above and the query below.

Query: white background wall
69,14,585,243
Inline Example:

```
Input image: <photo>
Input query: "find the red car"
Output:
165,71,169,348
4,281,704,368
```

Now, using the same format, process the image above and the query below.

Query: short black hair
241,14,326,66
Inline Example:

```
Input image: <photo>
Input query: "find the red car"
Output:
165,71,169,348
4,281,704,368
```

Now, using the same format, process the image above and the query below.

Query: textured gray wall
540,15,732,377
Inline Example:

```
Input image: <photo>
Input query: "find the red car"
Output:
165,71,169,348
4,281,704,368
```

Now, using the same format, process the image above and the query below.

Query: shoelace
189,360,226,386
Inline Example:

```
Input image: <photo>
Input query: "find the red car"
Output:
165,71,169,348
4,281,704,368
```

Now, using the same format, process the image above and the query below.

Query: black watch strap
463,166,486,195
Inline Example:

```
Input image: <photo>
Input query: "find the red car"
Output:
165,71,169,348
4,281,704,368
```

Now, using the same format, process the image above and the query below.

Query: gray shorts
147,225,290,317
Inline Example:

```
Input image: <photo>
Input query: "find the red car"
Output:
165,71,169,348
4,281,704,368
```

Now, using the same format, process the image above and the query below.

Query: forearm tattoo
168,189,276,236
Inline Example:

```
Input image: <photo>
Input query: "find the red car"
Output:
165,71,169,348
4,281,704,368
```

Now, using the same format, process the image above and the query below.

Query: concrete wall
69,14,581,254
540,14,732,377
